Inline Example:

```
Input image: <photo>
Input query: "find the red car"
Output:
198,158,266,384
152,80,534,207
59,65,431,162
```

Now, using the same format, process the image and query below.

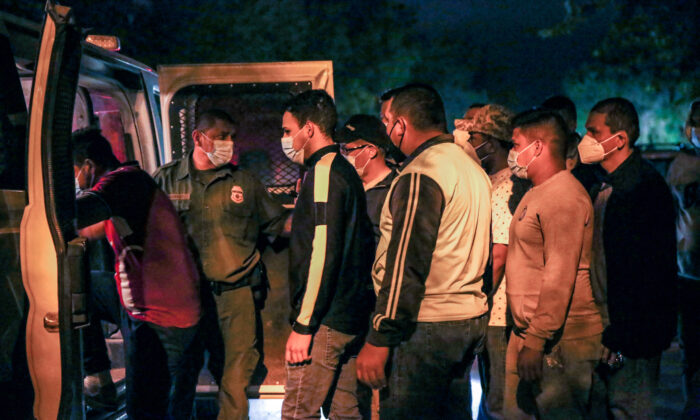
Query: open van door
157,61,334,399
20,4,88,419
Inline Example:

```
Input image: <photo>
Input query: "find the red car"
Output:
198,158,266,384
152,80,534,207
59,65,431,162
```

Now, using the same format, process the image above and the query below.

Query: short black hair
687,99,700,128
541,95,577,132
512,109,569,161
195,109,236,131
72,128,120,169
590,97,640,146
285,89,337,138
381,83,447,132
469,103,486,109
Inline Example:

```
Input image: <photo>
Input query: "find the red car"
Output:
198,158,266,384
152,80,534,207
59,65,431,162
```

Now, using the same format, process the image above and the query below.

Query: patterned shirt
489,168,513,327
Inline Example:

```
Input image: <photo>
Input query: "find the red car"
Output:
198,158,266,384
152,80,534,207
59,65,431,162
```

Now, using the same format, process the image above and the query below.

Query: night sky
402,0,616,111
3,0,696,143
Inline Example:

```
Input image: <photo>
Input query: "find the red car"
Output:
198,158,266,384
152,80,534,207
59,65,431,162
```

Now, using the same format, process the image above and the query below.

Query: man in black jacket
280,90,375,419
576,97,677,419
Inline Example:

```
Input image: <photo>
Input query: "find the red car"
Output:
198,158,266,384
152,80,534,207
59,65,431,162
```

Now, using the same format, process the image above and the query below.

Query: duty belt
209,278,249,296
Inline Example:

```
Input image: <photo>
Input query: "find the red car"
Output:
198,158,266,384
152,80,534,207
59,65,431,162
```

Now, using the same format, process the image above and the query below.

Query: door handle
43,312,59,333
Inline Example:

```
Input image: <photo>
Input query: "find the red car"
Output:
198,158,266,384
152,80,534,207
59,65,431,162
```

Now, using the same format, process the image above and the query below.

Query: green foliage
543,0,700,146
564,69,696,145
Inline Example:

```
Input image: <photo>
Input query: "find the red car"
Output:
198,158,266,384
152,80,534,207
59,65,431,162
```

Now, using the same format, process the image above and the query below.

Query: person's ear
534,140,544,157
616,131,628,149
395,118,407,136
305,122,315,139
83,158,95,171
192,130,202,147
367,145,378,159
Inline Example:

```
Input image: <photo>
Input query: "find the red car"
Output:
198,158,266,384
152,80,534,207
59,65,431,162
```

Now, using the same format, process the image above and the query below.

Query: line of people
72,84,698,420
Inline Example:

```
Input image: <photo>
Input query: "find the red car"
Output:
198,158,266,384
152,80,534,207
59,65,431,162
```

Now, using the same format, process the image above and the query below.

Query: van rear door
157,61,334,398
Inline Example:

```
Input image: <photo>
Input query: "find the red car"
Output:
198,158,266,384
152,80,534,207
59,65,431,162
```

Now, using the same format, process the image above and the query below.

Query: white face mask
75,173,82,195
201,132,234,167
577,133,618,164
344,146,371,178
281,125,309,165
690,127,700,149
452,129,470,148
507,140,538,179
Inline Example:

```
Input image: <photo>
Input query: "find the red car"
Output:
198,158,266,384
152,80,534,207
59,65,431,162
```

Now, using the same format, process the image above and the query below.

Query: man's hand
285,331,312,364
356,343,389,389
600,344,616,364
517,346,544,382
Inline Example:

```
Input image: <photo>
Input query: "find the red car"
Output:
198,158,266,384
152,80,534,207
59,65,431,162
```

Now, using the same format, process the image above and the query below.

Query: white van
0,3,333,418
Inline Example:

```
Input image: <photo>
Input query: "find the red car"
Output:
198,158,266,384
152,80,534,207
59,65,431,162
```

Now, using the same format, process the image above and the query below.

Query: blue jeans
282,325,363,420
380,315,487,420
478,326,509,420
121,313,198,420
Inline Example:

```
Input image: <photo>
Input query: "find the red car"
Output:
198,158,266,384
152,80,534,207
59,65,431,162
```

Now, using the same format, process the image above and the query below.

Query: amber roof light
85,35,121,51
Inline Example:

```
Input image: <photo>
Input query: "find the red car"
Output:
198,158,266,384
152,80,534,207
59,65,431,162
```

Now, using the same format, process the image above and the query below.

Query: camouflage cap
470,104,514,142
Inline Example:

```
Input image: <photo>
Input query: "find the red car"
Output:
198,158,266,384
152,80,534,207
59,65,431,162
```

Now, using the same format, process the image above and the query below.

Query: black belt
209,278,249,296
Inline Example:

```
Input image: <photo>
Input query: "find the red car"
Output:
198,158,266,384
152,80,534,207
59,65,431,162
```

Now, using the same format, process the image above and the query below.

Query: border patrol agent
154,109,288,420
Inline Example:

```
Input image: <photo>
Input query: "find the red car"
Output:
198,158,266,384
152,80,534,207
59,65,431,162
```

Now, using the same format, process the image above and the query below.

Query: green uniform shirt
153,153,287,283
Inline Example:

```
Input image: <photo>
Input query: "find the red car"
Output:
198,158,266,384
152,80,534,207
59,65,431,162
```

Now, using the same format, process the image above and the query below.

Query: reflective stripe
376,173,420,329
313,153,334,204
296,224,328,326
296,153,335,326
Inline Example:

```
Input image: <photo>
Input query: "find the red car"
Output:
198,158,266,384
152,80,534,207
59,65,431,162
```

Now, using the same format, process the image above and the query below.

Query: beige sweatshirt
506,170,602,351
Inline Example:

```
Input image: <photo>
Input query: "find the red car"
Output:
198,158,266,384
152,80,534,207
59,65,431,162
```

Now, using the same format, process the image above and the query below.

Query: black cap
336,114,392,152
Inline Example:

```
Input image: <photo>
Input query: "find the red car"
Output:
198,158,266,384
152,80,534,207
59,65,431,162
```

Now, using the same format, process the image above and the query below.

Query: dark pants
597,354,661,420
186,281,225,385
380,315,487,420
83,270,121,375
121,313,198,420
680,277,700,418
478,326,509,420
213,286,260,420
505,332,600,420
282,325,364,420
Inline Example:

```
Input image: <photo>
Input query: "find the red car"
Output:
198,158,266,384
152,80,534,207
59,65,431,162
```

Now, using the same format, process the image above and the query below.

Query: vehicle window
21,76,135,166
89,91,130,163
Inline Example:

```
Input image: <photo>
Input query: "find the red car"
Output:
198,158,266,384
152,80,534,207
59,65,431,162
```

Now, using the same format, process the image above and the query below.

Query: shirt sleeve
252,176,289,238
292,154,347,334
367,172,445,347
76,169,130,228
524,196,591,351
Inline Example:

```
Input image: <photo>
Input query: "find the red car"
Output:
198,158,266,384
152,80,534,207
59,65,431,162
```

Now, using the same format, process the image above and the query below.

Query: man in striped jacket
281,90,375,419
357,84,492,419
